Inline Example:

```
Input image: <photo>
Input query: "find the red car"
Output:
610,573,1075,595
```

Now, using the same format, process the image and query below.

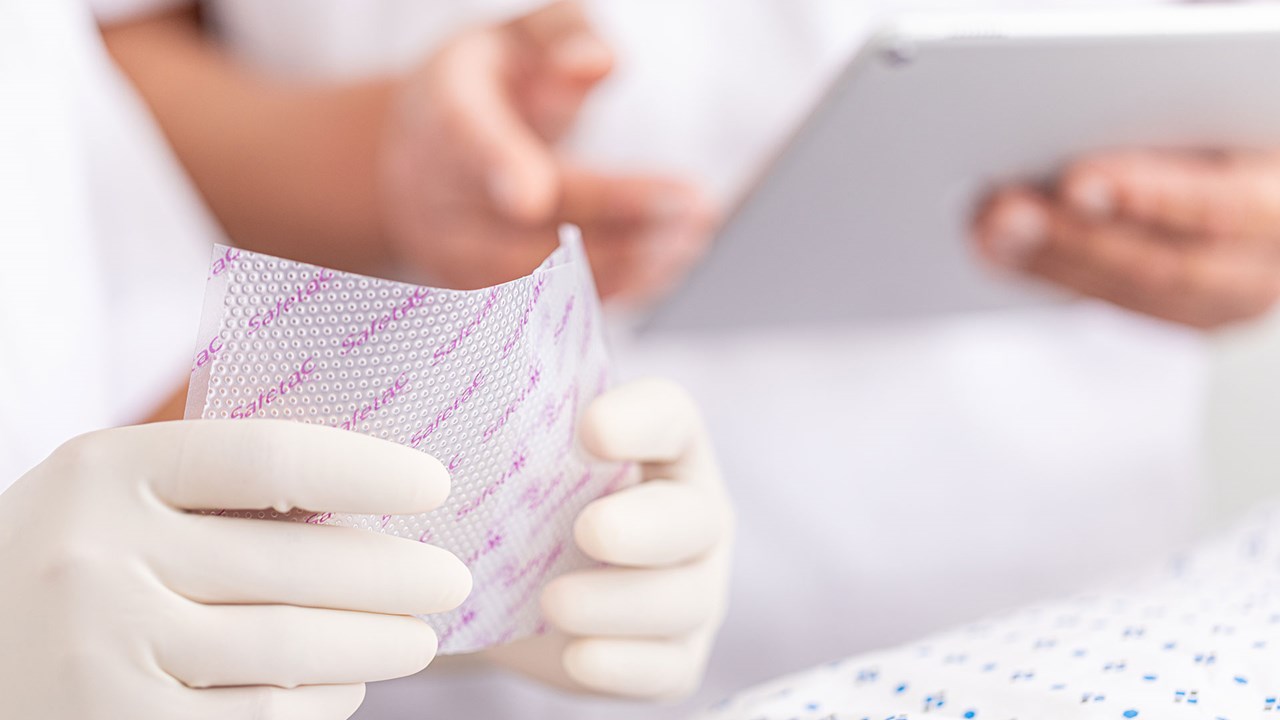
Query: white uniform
0,0,218,487
85,1,1206,719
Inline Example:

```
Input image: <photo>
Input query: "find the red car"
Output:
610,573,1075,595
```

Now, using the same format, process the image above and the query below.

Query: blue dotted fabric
696,509,1280,720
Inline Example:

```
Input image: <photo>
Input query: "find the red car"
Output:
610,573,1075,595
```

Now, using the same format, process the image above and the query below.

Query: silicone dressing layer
185,226,625,654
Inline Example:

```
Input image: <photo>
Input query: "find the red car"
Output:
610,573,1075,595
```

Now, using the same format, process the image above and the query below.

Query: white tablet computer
643,4,1280,334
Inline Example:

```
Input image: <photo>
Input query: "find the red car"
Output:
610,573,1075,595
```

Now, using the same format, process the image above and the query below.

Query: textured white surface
186,228,624,654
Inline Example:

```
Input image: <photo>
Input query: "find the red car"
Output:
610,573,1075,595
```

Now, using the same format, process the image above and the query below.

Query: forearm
101,9,394,272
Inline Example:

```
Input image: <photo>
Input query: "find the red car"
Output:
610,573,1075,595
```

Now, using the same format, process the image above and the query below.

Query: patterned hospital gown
697,508,1280,720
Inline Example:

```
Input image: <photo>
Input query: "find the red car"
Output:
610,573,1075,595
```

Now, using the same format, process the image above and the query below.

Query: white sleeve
89,0,194,24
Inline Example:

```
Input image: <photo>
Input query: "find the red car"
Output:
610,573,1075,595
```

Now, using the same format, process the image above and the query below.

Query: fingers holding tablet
972,151,1280,329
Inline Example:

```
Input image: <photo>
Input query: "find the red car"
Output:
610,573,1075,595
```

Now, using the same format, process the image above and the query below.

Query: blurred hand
484,379,734,699
379,1,716,302
0,421,471,720
972,150,1280,328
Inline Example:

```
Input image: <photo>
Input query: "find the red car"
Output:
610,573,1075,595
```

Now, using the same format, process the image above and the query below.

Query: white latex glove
485,379,734,699
0,420,472,720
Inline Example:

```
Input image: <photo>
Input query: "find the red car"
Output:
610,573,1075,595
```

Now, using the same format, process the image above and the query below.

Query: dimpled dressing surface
185,226,627,654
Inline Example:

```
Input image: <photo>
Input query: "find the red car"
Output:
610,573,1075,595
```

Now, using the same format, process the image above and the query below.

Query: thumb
507,1,613,82
504,1,614,140
437,29,561,224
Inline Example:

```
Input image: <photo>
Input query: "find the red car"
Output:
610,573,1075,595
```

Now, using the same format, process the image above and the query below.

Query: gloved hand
484,379,734,699
0,420,472,720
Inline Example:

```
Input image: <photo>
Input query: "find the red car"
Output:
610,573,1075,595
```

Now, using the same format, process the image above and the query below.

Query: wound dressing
185,226,627,654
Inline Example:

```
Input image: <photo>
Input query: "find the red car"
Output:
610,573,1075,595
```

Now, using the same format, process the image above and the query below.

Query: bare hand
972,150,1280,328
378,1,715,302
